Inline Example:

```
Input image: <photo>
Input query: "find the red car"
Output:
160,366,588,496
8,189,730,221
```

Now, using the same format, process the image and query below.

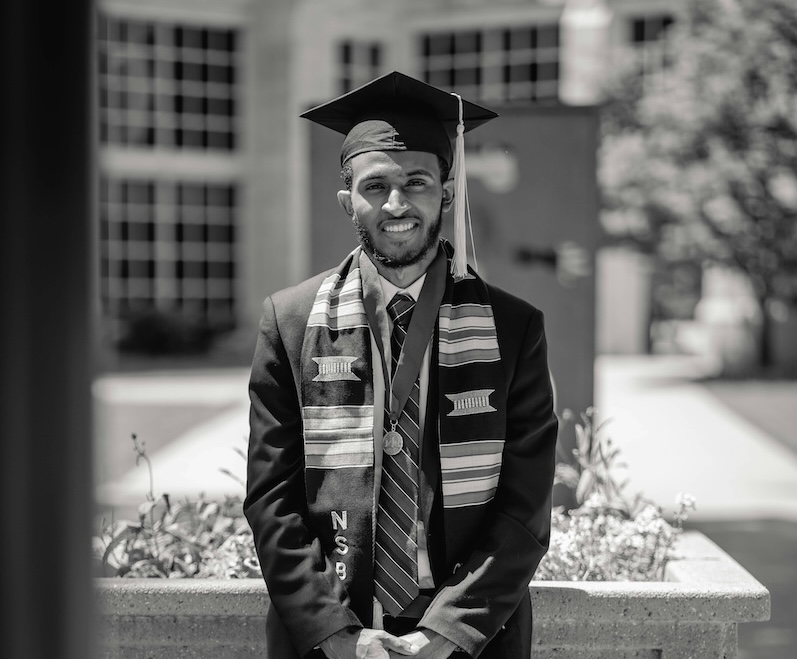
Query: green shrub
535,408,695,581
95,410,695,581
94,434,259,579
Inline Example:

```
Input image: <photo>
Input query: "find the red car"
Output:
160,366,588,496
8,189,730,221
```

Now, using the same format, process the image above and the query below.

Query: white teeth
384,222,414,233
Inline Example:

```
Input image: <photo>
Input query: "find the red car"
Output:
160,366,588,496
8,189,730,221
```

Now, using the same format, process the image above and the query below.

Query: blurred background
6,0,796,657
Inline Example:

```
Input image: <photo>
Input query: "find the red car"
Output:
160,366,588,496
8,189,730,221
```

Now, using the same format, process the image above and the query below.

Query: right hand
320,627,420,659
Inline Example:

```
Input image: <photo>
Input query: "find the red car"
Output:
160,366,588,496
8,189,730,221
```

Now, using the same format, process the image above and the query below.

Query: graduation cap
300,71,498,279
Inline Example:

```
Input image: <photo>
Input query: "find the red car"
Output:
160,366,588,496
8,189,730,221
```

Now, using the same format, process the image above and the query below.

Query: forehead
348,150,441,181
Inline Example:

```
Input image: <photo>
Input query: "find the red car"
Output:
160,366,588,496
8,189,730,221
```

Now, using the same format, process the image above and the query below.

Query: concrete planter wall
95,532,770,658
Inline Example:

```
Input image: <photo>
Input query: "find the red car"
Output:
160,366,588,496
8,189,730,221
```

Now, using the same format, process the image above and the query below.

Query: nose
382,188,409,216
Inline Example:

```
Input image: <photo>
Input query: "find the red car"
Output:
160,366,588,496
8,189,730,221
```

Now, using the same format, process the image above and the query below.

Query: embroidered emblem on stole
312,356,360,382
446,388,496,417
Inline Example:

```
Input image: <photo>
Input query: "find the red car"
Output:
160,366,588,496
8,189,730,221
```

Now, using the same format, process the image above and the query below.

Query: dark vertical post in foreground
0,1,95,658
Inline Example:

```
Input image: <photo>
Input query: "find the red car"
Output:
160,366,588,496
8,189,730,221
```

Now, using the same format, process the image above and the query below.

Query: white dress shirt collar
378,272,427,307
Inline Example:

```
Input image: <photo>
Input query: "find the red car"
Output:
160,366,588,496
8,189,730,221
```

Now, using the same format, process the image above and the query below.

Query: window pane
98,16,238,150
454,67,479,86
538,62,558,82
632,19,646,43
207,64,232,84
627,13,675,79
454,31,480,53
420,24,559,102
337,40,383,92
207,131,232,150
508,28,532,51
428,34,452,56
207,30,232,52
537,26,558,49
428,69,452,88
99,177,238,328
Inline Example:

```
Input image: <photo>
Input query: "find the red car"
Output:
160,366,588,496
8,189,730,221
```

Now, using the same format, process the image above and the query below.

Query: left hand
391,629,458,658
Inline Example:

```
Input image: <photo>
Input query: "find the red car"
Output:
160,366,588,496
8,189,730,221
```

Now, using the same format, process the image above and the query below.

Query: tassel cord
450,92,477,280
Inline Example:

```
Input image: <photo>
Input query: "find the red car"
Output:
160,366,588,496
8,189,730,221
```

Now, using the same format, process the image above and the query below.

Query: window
339,40,382,93
420,25,559,104
98,16,238,151
628,14,674,79
630,14,674,45
100,178,237,329
97,14,242,337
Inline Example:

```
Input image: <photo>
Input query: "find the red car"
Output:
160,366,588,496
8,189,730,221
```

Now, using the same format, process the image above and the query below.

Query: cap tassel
450,93,476,280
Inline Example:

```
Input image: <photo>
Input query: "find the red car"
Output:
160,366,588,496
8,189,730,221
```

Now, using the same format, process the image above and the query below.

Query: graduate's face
337,151,454,274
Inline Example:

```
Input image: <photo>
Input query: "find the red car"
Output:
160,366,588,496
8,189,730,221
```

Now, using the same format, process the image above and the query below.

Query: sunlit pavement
93,367,252,514
594,355,797,659
94,355,797,518
93,355,797,658
594,355,797,520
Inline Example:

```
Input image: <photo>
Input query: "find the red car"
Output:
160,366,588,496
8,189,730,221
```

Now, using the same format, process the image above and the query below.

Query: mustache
351,206,444,268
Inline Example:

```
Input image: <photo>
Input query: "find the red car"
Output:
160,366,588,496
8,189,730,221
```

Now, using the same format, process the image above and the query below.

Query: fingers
354,629,420,659
378,631,420,655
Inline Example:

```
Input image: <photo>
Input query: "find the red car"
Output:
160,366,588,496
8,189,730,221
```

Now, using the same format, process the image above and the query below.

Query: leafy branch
94,434,259,579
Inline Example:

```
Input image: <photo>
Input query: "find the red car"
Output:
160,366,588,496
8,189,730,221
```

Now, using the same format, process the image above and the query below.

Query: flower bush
94,434,260,579
535,408,696,581
95,410,695,580
95,495,259,578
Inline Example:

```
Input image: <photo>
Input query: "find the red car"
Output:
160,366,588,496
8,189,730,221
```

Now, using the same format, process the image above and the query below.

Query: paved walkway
593,356,797,659
594,355,797,521
95,355,797,521
94,368,252,511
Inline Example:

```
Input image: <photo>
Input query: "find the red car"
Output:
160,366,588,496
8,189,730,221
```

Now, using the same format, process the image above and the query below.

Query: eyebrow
358,168,436,184
405,168,435,178
359,172,387,184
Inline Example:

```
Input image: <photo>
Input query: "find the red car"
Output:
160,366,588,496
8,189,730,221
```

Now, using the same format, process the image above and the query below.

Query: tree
600,0,797,368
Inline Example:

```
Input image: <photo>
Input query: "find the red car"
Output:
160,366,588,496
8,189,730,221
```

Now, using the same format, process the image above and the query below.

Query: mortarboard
300,71,498,279
300,71,497,168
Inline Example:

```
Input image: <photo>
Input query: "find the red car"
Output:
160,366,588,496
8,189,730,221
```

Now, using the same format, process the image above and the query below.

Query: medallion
383,430,403,456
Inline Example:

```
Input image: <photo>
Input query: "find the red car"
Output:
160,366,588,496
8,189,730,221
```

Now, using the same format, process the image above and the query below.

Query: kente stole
299,241,506,616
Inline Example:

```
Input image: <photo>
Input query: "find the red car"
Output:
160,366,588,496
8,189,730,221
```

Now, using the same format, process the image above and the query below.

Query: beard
352,206,444,269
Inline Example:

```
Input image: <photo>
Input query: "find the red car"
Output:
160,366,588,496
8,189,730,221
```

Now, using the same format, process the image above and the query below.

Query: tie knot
387,293,415,330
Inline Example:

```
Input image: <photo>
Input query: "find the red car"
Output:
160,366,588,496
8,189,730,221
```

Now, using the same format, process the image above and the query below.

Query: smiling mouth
383,221,417,233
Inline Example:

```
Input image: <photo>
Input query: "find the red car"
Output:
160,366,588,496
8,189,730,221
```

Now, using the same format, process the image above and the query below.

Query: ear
337,189,353,216
441,179,454,213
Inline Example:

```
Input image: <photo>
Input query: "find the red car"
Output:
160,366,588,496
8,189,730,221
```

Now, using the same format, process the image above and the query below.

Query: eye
406,179,428,188
364,182,385,191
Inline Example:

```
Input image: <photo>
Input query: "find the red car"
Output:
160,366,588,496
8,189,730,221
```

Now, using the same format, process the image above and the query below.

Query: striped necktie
374,292,420,615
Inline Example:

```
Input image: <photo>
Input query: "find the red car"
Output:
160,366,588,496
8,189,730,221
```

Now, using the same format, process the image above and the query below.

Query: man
244,71,558,659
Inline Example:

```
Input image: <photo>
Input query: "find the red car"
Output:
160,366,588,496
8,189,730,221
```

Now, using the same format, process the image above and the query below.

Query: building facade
96,0,680,352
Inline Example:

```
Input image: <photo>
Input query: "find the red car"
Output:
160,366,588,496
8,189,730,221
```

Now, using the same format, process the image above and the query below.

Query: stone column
559,0,613,105
0,0,94,657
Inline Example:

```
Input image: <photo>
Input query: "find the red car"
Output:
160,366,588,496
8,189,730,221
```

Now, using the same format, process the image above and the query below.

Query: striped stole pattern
307,268,369,330
438,303,501,367
303,260,374,471
439,439,505,508
437,250,506,511
302,406,373,469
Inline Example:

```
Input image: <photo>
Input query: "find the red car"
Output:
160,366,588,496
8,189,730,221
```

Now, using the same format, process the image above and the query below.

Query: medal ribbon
360,246,446,427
